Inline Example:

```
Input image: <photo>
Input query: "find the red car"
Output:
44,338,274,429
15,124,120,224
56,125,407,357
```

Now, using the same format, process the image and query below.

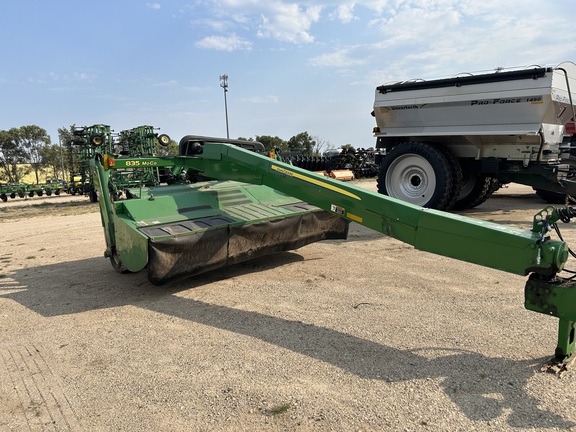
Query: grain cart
372,61,576,210
90,135,576,365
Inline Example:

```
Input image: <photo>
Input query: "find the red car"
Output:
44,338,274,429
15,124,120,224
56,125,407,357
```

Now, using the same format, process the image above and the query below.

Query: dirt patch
1,182,576,431
0,194,97,221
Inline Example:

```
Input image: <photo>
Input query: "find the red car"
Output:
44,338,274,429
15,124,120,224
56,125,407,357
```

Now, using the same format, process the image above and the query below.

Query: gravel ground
1,182,576,431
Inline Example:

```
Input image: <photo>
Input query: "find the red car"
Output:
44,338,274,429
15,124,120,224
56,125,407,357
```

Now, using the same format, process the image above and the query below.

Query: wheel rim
385,154,437,206
91,134,103,146
159,134,170,145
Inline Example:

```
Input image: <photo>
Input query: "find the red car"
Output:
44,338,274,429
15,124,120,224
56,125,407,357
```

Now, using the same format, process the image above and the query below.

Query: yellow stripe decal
272,165,361,200
347,213,363,223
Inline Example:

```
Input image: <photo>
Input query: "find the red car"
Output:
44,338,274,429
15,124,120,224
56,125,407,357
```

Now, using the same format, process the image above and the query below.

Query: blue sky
1,0,575,150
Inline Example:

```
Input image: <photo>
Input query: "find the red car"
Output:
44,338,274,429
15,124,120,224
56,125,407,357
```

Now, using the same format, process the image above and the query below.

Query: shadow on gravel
2,255,574,429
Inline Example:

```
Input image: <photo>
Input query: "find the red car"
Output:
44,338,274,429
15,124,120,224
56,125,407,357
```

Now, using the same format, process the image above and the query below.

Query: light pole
219,74,230,139
58,136,66,182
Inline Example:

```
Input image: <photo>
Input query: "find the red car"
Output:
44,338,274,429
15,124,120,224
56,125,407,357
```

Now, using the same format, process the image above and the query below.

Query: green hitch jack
555,319,576,362
525,274,576,365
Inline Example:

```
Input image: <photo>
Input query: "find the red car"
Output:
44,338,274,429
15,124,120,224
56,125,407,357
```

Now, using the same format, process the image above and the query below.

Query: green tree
254,135,287,152
19,125,51,184
155,138,179,156
287,131,316,155
311,135,330,156
0,128,29,183
40,144,66,180
59,125,77,181
0,129,16,182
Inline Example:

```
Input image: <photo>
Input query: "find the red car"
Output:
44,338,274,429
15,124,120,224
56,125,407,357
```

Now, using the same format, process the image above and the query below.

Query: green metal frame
0,182,65,201
0,183,27,201
91,142,576,362
108,125,170,196
69,124,114,200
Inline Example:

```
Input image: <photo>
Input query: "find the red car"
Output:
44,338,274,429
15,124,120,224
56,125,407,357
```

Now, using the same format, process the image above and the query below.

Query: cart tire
9,193,15,199
157,134,171,146
89,190,98,202
453,175,497,210
0,194,7,202
378,142,455,210
436,146,462,210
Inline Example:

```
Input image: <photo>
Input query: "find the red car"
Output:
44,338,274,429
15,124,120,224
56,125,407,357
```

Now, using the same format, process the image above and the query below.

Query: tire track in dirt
0,344,81,431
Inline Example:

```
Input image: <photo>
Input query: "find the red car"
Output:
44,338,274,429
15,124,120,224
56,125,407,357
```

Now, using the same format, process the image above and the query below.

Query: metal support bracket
525,274,576,362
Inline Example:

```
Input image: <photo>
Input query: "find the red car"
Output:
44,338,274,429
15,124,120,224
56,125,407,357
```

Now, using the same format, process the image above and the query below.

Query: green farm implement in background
108,125,170,198
68,124,114,202
0,124,168,203
0,183,26,202
0,182,64,202
66,124,170,201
